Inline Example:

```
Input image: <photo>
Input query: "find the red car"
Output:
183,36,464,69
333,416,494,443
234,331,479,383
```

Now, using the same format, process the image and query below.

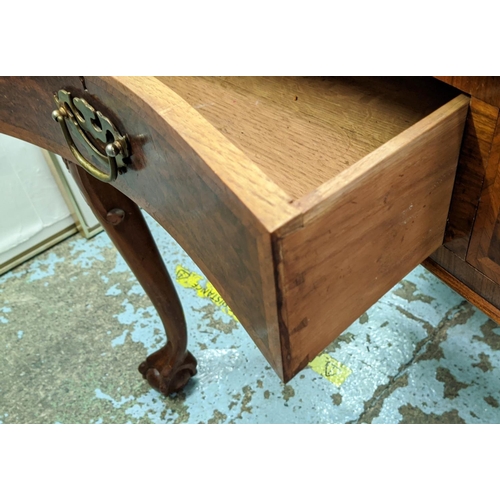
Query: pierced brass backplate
52,90,130,182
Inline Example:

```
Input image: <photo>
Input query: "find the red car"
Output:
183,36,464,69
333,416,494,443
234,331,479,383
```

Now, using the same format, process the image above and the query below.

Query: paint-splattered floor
1,213,499,424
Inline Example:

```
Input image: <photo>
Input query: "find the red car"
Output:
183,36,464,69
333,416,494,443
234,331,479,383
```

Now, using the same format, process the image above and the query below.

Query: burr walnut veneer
0,76,481,394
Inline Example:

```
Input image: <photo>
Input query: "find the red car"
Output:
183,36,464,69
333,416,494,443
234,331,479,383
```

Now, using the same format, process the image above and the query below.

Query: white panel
0,134,73,265
0,157,42,253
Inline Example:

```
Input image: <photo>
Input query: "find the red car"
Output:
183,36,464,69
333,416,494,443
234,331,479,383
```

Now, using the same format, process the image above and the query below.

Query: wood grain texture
422,257,500,325
466,110,500,283
443,97,499,257
427,245,500,317
160,76,460,200
274,96,469,380
436,77,500,108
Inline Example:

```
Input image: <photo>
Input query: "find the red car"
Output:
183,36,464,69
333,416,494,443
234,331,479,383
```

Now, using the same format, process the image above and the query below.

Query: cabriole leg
65,160,197,395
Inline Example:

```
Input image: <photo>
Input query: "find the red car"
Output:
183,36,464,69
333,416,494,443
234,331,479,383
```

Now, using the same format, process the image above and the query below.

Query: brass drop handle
52,90,130,183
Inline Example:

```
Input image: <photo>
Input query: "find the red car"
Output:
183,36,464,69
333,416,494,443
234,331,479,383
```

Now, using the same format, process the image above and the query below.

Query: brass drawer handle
52,89,130,182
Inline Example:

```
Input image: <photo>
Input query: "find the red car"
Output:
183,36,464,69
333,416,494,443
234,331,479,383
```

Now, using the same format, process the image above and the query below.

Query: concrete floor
1,212,499,423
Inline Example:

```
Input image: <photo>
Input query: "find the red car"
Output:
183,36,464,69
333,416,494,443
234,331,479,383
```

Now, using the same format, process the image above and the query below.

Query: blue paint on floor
1,211,499,423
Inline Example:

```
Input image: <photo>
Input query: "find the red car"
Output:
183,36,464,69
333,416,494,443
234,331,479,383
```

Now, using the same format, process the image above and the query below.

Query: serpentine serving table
1,76,498,396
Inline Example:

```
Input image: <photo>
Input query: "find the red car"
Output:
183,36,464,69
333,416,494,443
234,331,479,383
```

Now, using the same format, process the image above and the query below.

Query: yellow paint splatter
309,353,352,387
176,265,351,387
175,265,238,321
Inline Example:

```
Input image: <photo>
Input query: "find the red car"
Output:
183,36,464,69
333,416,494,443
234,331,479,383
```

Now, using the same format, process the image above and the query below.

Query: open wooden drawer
0,76,469,382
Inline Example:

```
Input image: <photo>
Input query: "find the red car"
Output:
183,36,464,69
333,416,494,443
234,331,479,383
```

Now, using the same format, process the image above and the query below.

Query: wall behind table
0,134,100,274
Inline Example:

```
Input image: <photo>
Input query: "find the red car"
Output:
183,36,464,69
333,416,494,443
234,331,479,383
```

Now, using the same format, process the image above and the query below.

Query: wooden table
1,76,496,396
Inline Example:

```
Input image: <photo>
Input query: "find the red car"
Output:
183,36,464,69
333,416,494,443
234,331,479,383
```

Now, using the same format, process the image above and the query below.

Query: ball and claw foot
138,346,198,396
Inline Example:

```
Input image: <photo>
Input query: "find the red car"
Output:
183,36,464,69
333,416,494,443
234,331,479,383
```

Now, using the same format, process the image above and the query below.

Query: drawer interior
157,76,461,201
